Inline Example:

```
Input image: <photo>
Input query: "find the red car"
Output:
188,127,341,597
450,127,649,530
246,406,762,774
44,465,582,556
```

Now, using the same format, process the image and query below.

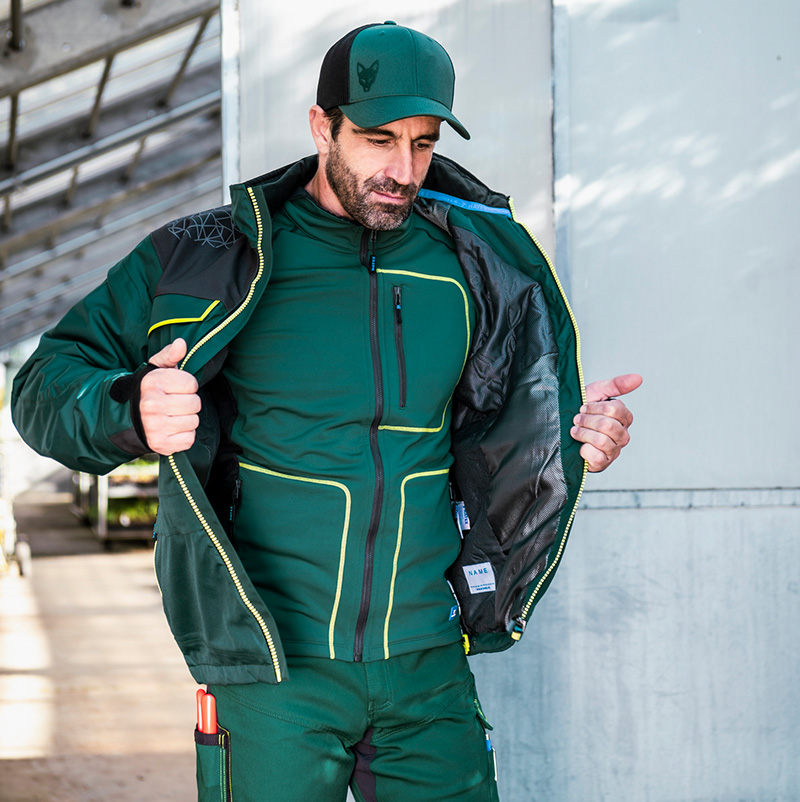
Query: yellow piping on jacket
376,269,472,434
239,461,352,661
383,468,450,659
147,300,221,337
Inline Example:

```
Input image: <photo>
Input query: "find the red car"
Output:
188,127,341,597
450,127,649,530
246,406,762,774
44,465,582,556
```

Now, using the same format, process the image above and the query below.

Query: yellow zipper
507,197,588,625
168,455,283,682
170,187,282,681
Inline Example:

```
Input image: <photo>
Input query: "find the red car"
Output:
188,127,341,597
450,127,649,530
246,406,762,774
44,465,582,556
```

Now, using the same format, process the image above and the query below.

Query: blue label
449,605,459,621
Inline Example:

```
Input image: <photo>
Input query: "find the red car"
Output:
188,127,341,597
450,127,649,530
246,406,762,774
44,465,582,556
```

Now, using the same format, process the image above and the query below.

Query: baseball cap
316,21,470,140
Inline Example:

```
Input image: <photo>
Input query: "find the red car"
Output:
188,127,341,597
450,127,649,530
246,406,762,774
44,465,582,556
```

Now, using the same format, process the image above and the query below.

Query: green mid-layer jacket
12,154,586,685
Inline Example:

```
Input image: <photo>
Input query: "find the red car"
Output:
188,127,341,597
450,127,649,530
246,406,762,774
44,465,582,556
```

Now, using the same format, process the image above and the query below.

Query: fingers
613,373,643,396
141,365,199,398
144,415,200,455
139,386,201,455
139,342,200,455
148,338,188,370
580,398,634,429
140,381,201,416
571,399,633,473
575,374,640,472
578,442,614,473
584,373,643,404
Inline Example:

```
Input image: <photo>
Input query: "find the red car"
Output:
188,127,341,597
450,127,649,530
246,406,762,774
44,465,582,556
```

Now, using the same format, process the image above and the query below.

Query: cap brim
340,95,470,140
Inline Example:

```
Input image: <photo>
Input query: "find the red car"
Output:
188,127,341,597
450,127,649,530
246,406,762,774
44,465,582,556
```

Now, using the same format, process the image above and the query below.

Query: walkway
1,469,196,801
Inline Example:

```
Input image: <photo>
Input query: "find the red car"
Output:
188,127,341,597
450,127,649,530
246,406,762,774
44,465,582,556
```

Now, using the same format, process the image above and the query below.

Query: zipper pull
392,285,407,409
393,286,402,323
229,477,242,525
359,229,378,271
509,617,526,641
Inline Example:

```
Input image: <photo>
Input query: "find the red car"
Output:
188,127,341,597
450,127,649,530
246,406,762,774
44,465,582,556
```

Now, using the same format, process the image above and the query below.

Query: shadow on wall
556,1,799,491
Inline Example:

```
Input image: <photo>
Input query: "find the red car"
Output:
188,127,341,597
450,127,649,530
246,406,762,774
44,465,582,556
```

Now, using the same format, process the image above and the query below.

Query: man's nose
384,145,414,185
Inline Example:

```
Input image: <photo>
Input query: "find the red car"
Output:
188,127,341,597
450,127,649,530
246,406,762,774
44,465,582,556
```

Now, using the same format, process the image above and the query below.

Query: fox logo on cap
357,60,379,92
316,23,469,139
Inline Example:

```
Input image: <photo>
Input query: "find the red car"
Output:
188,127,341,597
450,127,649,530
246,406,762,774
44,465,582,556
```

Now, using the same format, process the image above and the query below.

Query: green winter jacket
12,153,586,685
224,190,475,664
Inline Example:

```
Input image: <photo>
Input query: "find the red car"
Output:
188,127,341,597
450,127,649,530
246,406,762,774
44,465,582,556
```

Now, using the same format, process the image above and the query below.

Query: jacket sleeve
11,236,163,475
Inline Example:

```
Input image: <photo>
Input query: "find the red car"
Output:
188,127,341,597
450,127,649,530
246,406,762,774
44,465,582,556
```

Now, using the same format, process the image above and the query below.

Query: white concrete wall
472,503,800,801
558,0,800,492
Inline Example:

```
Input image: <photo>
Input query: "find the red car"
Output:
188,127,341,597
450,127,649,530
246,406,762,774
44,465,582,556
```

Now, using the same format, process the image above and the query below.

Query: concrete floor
1,473,197,801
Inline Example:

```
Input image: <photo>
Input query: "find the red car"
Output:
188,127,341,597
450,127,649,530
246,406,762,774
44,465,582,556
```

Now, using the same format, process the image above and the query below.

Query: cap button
383,20,397,25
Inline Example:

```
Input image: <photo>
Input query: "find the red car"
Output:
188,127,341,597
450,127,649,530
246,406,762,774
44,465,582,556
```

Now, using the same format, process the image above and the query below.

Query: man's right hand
140,338,201,455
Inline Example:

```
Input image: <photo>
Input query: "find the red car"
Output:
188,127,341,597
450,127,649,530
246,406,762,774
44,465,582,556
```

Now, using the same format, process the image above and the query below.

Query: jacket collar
228,152,511,251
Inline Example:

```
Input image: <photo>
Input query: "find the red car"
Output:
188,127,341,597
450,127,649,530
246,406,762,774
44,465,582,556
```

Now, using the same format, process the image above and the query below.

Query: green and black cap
316,21,470,140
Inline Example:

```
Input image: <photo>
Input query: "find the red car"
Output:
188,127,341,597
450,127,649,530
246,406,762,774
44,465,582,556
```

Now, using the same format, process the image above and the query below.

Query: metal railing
0,0,223,348
2,0,219,170
6,0,24,52
0,91,221,263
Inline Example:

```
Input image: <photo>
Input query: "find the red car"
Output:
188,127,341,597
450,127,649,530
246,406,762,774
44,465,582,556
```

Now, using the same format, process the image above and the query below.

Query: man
12,21,641,801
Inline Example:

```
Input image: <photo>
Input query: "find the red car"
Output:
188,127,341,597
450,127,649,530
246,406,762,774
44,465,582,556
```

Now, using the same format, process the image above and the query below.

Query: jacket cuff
109,363,159,450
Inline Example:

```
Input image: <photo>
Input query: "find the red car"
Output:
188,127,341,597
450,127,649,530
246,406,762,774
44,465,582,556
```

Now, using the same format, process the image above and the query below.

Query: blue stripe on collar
418,189,512,217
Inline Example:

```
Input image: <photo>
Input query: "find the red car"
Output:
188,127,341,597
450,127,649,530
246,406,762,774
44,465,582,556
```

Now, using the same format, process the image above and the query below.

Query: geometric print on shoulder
167,209,242,249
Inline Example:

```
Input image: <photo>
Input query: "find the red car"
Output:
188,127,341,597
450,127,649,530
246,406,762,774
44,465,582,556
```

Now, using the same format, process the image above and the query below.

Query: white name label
463,562,496,594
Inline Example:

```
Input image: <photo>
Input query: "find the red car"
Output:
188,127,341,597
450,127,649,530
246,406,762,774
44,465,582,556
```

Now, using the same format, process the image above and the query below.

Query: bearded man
13,21,640,801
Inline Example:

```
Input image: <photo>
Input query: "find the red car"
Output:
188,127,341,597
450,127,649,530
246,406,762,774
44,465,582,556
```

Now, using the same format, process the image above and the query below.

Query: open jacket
12,153,586,685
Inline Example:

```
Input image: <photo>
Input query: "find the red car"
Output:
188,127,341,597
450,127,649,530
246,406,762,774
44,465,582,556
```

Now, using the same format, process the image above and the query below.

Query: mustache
364,177,419,200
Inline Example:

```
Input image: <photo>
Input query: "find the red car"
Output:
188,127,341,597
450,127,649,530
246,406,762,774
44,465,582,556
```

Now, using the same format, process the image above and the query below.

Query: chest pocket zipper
393,285,407,409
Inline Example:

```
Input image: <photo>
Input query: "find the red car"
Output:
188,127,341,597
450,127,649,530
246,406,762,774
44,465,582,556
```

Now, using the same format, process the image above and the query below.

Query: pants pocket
195,726,232,802
472,687,500,801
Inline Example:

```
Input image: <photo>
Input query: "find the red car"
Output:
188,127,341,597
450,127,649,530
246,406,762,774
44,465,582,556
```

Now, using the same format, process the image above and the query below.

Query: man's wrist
109,363,159,449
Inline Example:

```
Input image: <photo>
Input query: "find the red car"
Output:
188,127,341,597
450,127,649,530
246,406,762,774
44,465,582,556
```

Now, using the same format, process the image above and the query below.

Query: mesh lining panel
444,223,568,636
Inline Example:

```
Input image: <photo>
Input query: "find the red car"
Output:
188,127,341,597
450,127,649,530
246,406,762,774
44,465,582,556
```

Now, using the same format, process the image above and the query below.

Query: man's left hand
571,374,643,472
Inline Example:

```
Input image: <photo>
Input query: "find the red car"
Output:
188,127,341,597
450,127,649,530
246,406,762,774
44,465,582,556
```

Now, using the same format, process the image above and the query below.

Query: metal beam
158,10,215,107
4,94,19,170
1,154,220,275
0,176,222,349
7,0,25,51
0,91,220,198
0,0,218,98
83,54,115,139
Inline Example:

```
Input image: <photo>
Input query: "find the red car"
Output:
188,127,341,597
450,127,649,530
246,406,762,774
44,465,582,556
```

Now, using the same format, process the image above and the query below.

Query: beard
325,140,419,230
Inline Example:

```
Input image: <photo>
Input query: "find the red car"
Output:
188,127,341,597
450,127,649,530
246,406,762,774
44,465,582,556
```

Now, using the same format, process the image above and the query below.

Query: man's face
323,115,441,230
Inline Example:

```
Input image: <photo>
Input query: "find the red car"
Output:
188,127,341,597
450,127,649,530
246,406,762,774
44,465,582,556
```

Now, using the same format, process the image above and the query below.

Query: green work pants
197,642,500,801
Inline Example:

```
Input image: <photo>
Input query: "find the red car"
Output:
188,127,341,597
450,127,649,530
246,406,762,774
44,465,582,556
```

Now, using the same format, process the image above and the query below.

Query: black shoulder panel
150,206,258,311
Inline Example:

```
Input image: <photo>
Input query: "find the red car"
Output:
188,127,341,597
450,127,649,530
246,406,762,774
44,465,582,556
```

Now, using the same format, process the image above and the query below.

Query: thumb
148,338,188,370
584,373,643,403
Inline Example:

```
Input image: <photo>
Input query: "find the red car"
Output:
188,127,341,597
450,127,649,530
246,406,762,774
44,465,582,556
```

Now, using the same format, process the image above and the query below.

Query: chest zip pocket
393,286,407,409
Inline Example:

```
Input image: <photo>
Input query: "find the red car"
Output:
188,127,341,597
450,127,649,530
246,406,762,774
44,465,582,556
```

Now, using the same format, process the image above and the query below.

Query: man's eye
369,139,391,146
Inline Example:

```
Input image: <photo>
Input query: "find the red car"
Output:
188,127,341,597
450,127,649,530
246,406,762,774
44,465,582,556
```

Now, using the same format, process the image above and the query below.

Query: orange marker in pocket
196,688,218,734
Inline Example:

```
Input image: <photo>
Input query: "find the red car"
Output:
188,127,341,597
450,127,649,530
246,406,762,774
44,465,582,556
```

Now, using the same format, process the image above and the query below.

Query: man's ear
308,105,332,156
